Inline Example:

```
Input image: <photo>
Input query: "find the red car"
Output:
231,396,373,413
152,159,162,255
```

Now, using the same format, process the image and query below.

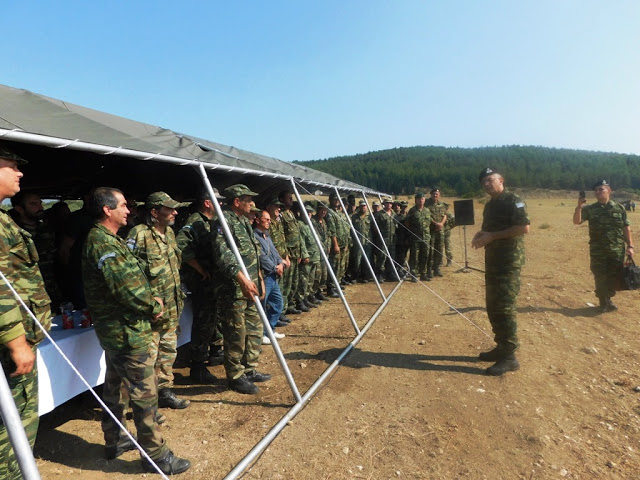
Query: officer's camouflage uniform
280,209,302,310
444,210,455,264
127,224,184,390
0,211,52,480
406,205,431,275
426,198,447,273
82,223,167,461
311,214,329,293
481,190,529,355
213,209,263,380
327,206,350,283
176,212,220,363
350,210,372,281
374,210,397,279
581,200,630,300
299,219,319,299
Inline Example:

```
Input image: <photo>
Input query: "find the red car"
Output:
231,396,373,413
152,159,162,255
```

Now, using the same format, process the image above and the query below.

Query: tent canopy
0,84,380,202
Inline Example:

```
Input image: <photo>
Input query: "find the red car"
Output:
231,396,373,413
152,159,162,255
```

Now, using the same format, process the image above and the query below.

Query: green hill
294,145,640,196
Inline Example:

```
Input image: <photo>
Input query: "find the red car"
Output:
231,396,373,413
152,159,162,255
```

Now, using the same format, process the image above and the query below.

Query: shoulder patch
98,252,117,269
126,238,136,251
515,202,525,209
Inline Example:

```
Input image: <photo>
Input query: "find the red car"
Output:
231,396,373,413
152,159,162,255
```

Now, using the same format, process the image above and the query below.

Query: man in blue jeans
253,210,287,345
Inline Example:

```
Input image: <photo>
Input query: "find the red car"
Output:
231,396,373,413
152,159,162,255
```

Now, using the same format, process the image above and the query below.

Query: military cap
212,188,225,200
414,192,425,199
316,201,328,210
304,204,315,213
393,200,401,206
592,179,610,190
266,196,284,206
430,187,440,194
358,200,367,206
382,198,393,204
223,184,259,199
329,192,339,199
145,191,181,209
400,201,408,206
479,167,500,182
372,201,381,206
250,205,261,212
0,144,28,165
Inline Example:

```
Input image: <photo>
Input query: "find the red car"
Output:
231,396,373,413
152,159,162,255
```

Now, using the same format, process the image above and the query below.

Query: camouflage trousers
299,262,318,298
150,318,180,390
188,281,219,363
485,266,521,354
0,352,38,480
428,229,444,271
328,249,341,290
339,245,350,280
409,236,430,275
444,230,453,262
313,255,328,293
282,258,299,309
219,298,263,380
102,348,167,460
590,252,623,299
350,243,372,280
395,242,409,271
375,241,396,278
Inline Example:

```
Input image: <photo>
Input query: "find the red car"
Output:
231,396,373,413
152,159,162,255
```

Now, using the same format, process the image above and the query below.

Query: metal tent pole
335,190,385,301
197,164,302,403
222,279,403,480
290,181,360,335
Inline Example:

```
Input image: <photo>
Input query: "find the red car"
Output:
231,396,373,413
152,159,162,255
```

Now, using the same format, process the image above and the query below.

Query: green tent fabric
0,84,375,198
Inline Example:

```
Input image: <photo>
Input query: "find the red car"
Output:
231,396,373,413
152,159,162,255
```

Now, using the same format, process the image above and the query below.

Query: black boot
228,375,259,394
158,388,190,409
478,347,506,362
485,354,520,376
304,298,318,309
434,268,443,277
296,300,310,312
426,269,433,279
207,347,224,366
141,450,191,475
105,434,137,459
189,362,218,384
327,287,340,298
419,273,431,282
316,291,330,301
245,370,272,382
600,297,618,313
286,305,302,314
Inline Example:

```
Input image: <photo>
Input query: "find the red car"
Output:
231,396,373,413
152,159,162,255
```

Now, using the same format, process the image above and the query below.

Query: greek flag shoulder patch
126,238,136,251
98,252,117,270
515,202,525,209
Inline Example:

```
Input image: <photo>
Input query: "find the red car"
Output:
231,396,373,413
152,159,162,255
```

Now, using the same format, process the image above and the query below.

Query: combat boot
426,269,433,279
600,297,618,313
316,291,330,301
478,347,506,362
446,260,452,267
229,375,259,394
158,388,190,409
141,450,191,475
207,346,224,366
485,354,520,376
296,300,310,312
327,286,340,298
189,362,218,384
434,268,443,277
419,273,431,282
245,370,272,382
105,434,137,459
286,305,302,314
308,294,321,305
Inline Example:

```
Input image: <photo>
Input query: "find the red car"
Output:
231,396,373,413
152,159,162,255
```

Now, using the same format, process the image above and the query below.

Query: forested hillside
295,146,640,196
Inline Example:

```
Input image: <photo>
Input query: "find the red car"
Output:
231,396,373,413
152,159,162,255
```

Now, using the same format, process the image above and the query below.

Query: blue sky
3,1,639,161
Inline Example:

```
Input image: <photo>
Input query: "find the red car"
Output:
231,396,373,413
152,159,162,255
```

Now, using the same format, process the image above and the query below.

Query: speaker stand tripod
457,225,484,273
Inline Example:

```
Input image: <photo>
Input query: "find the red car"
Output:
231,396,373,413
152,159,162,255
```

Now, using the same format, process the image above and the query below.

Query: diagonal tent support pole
336,189,385,301
290,180,360,335
363,192,401,282
197,164,302,403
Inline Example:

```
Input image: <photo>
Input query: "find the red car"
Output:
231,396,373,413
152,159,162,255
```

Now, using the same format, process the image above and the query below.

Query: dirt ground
33,195,640,479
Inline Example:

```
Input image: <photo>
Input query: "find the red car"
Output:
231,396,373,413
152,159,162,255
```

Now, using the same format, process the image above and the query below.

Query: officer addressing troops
573,180,634,312
127,192,189,410
406,192,431,282
176,188,224,384
82,187,190,474
0,146,52,480
472,168,530,376
214,184,269,395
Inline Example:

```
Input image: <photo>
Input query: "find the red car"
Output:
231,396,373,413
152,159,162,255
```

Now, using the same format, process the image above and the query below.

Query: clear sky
3,1,639,161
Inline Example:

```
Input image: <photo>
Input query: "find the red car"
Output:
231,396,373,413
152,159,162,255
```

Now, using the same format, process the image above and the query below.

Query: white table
37,300,193,416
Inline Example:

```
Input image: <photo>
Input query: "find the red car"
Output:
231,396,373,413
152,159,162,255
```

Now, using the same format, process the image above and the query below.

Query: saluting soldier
472,168,529,376
406,193,431,282
425,187,447,278
0,146,52,480
82,187,190,474
573,180,634,312
127,192,189,410
214,185,268,395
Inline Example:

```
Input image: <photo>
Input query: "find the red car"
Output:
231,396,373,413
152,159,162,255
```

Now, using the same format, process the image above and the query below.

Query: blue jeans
263,273,284,328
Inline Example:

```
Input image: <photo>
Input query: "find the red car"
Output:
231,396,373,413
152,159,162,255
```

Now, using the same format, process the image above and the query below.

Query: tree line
294,145,640,196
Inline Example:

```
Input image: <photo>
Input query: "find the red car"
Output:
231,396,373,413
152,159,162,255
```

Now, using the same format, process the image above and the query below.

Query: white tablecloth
37,300,193,416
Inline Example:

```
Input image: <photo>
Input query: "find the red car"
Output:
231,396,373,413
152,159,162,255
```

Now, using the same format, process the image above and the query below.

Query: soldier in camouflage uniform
472,168,530,377
213,184,268,395
405,193,431,282
394,200,410,275
374,199,398,281
443,203,455,266
425,188,447,278
326,193,351,290
350,200,372,282
82,187,190,474
573,179,634,312
127,192,189,410
265,198,291,323
176,188,224,384
0,147,52,480
298,203,321,307
279,191,306,314
311,202,331,300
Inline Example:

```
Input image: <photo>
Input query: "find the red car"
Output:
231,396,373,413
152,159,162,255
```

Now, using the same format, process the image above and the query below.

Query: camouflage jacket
82,223,161,353
298,220,319,263
426,199,447,232
269,215,288,259
581,200,630,256
281,209,302,258
444,212,456,232
406,205,432,240
395,213,408,245
351,212,372,243
311,216,330,253
327,208,350,247
127,224,184,325
481,190,530,268
176,211,215,288
213,209,262,300
374,210,396,246
0,211,51,356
